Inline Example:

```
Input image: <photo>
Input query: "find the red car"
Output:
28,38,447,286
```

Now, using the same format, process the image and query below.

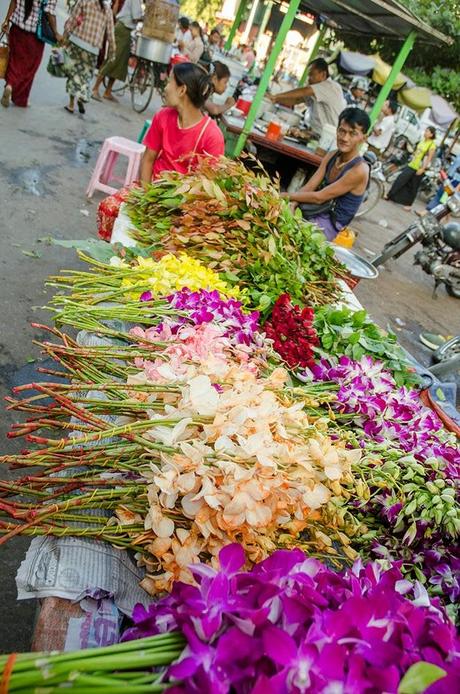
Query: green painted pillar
232,0,302,157
299,24,327,86
242,0,260,42
257,0,273,40
368,30,417,129
225,0,249,51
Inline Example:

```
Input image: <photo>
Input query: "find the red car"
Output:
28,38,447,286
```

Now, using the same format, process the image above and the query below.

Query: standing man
344,77,369,108
92,0,143,102
176,16,192,53
269,58,346,136
367,100,398,155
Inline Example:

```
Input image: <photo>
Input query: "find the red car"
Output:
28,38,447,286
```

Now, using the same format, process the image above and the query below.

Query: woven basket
0,35,8,80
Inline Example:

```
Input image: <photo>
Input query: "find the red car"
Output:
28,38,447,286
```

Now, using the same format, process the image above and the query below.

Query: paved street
0,0,459,653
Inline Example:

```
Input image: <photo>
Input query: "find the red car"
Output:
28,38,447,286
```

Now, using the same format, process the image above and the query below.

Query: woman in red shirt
140,62,224,183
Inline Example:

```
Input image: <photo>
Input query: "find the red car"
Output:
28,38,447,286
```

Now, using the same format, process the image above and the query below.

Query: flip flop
77,100,86,115
91,93,103,102
1,85,12,108
103,94,119,103
64,105,74,114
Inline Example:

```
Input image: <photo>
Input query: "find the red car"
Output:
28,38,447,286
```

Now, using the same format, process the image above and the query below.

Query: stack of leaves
123,544,460,694
125,157,344,310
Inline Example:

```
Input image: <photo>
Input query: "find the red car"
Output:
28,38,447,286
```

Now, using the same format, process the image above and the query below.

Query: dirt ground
0,2,459,653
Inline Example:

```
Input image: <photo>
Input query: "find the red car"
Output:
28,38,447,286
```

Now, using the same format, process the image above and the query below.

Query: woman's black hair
212,61,230,80
338,107,371,133
426,125,436,139
173,62,214,108
24,0,34,20
190,21,204,40
179,16,190,30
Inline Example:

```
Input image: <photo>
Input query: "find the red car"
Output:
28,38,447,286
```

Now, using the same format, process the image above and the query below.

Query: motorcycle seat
363,151,378,165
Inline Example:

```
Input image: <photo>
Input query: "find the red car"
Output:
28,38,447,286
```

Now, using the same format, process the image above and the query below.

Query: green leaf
435,388,446,402
352,344,365,360
268,236,277,255
50,238,118,263
398,662,446,694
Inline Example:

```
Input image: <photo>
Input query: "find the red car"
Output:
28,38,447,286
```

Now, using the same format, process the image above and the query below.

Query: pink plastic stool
86,136,145,198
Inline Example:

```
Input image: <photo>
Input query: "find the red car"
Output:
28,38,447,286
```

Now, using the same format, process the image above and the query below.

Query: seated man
270,58,346,136
282,107,370,241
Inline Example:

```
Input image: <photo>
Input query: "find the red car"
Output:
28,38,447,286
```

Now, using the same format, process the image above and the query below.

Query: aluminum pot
135,35,172,64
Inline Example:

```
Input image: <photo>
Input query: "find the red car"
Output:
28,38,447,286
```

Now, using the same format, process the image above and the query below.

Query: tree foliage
179,0,225,30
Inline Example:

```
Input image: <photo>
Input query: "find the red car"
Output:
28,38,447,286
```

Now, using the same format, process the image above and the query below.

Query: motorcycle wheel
446,283,460,299
371,233,415,267
354,177,384,218
432,335,460,363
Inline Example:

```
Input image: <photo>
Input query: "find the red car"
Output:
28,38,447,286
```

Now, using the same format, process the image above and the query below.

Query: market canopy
397,88,459,124
430,95,459,128
336,51,376,76
298,0,452,45
371,55,414,91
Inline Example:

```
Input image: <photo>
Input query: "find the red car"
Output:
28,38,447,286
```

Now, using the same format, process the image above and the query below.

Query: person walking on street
92,0,141,101
62,0,115,114
386,126,437,211
1,0,61,107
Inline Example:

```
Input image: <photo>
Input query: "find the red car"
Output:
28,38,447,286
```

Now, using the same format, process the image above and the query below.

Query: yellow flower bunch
120,253,242,299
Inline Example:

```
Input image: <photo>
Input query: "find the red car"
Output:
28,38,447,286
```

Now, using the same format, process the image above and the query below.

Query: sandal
1,85,12,108
91,92,102,102
103,93,118,103
64,105,74,114
77,100,86,114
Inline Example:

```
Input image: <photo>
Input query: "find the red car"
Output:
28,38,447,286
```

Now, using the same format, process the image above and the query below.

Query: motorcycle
372,192,460,298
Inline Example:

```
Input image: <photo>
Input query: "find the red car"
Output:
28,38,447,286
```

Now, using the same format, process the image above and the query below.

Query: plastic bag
47,48,73,78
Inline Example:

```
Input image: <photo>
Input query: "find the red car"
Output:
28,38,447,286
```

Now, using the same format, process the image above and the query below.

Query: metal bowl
135,35,172,64
331,244,379,279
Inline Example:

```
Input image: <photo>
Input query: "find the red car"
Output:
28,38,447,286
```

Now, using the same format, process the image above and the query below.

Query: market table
222,114,322,168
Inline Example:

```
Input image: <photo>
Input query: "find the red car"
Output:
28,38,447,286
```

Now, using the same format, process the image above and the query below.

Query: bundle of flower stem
0,633,184,693
1,249,367,593
125,158,345,309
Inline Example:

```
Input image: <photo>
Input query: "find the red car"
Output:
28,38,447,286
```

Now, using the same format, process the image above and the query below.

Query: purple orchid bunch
141,288,261,346
123,545,460,694
307,355,459,480
372,538,460,624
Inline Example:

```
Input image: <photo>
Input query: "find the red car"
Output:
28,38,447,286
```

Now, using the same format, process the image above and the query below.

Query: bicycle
102,56,166,113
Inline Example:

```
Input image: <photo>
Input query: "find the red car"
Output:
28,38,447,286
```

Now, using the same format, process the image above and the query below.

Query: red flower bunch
264,294,319,368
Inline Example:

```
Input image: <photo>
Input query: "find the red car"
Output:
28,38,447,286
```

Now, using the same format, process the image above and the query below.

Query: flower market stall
0,158,458,693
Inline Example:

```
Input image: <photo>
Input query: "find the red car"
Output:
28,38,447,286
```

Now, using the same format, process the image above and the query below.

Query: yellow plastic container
334,227,356,248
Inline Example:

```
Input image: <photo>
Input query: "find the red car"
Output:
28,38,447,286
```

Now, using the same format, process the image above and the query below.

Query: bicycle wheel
152,62,167,103
102,75,127,95
130,60,154,113
355,177,384,218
